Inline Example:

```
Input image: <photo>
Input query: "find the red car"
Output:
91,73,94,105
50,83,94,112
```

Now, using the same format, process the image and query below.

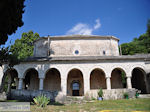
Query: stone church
0,35,150,102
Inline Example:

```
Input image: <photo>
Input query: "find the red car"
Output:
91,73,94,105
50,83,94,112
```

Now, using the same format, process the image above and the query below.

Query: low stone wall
10,89,62,101
10,88,137,103
0,92,7,101
86,88,137,100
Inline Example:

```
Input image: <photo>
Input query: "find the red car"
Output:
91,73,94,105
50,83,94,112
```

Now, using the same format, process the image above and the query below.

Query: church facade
0,35,150,102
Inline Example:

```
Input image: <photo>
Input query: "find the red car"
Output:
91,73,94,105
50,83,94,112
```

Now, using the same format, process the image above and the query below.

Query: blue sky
6,0,150,46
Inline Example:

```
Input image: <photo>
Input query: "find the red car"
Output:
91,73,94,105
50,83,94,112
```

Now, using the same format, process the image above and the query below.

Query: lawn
30,98,150,112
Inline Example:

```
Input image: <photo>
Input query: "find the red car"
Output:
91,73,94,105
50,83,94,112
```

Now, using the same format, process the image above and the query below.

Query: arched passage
67,69,84,96
111,68,126,89
24,68,39,90
131,68,147,94
2,69,18,92
90,68,106,89
44,68,61,91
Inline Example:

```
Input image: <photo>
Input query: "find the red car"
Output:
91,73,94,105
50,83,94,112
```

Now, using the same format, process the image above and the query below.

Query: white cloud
66,18,101,35
94,19,101,29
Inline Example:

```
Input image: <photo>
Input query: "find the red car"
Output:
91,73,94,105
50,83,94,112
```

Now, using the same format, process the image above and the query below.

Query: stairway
138,94,150,98
64,96,86,104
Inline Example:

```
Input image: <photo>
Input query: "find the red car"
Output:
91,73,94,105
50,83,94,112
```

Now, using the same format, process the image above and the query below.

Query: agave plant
33,94,50,107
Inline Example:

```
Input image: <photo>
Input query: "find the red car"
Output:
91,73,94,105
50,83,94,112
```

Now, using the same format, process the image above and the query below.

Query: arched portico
90,68,106,89
131,67,147,94
67,69,84,96
1,69,18,92
111,68,127,89
44,68,61,91
23,68,39,90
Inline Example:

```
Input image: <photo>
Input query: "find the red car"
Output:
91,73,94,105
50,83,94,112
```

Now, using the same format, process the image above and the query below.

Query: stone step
64,96,85,104
138,94,150,98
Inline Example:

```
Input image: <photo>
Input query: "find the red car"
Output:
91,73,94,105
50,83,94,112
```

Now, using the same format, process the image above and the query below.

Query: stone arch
111,67,127,89
90,68,106,89
67,68,84,96
1,68,18,92
44,68,61,91
131,67,147,94
23,68,39,90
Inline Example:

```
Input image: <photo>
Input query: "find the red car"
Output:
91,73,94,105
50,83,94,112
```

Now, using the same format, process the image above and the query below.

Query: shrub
123,92,129,99
33,94,50,107
98,88,103,97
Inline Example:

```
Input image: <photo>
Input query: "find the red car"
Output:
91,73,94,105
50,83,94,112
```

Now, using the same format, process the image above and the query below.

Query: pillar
61,75,67,95
127,76,132,89
18,78,23,90
84,73,90,94
39,78,44,90
106,77,111,90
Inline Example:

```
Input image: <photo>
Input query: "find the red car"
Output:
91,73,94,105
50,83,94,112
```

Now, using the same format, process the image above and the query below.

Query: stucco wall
33,36,119,57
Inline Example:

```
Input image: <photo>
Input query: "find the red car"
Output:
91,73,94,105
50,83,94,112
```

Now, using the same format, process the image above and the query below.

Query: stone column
39,78,44,90
61,76,67,95
84,74,90,94
18,78,23,90
127,76,132,89
106,77,111,90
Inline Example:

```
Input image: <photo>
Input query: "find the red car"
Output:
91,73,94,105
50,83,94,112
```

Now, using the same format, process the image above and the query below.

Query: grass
30,98,150,112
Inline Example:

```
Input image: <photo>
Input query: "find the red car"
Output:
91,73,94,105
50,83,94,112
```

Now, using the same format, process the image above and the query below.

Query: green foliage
0,46,19,67
123,92,129,99
10,31,40,60
98,88,103,97
3,75,8,92
33,95,50,108
121,71,126,85
0,0,25,45
121,19,150,55
92,97,96,100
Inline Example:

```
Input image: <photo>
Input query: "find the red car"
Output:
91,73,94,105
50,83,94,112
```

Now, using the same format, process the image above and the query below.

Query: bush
98,88,103,97
123,92,129,99
33,95,50,107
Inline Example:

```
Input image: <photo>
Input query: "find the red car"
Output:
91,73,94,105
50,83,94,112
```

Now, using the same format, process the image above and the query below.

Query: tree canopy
121,20,150,55
10,31,40,60
0,0,25,45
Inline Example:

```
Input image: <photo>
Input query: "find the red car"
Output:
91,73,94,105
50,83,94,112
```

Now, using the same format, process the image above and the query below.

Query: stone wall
10,89,60,101
87,89,137,100
90,69,106,89
10,89,137,102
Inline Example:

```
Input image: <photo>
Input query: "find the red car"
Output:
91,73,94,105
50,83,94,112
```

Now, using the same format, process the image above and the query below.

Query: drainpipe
119,45,122,56
47,35,50,56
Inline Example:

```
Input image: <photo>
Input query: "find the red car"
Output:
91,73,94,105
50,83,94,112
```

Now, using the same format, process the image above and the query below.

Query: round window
75,50,79,55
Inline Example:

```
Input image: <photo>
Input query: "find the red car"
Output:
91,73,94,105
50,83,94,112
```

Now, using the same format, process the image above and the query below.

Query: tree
0,0,25,45
10,31,40,60
121,20,150,55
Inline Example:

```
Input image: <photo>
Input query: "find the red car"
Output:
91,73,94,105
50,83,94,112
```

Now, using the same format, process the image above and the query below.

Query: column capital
39,77,45,79
126,76,132,78
106,76,111,78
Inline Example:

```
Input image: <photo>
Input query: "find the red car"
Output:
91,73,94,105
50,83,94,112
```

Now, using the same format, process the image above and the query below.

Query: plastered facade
0,35,150,101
